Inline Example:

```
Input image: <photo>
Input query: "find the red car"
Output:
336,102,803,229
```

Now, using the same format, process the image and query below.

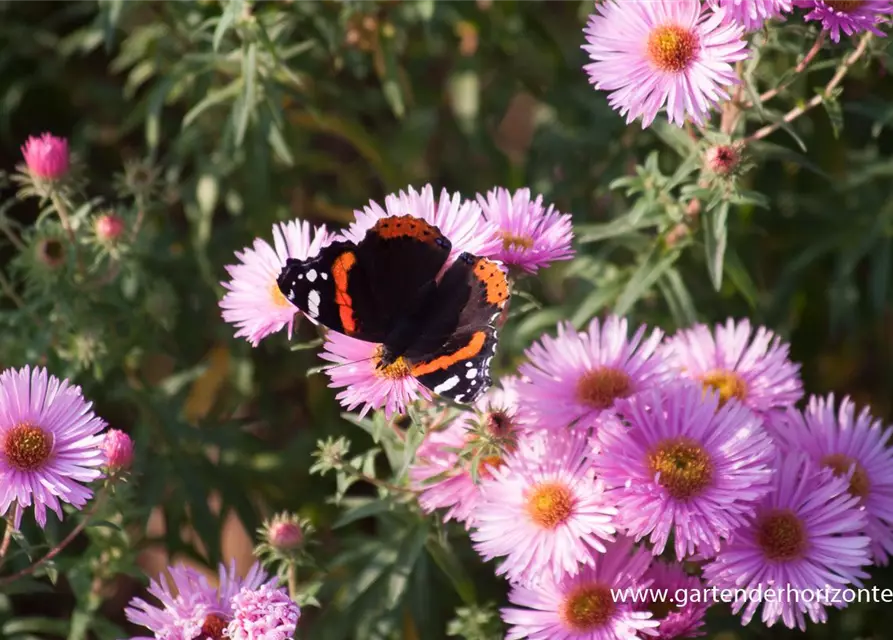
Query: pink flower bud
102,429,134,471
21,133,70,180
267,517,303,551
705,144,740,176
95,214,125,243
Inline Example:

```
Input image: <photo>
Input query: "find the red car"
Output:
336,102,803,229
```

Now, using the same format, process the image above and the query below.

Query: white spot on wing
433,376,460,395
466,362,473,368
287,289,296,301
321,272,329,280
297,273,304,280
307,289,321,317
306,269,318,283
465,368,477,379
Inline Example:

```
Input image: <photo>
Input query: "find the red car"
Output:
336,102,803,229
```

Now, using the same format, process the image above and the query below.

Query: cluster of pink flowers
125,561,300,640
410,316,893,637
0,365,132,529
582,0,892,128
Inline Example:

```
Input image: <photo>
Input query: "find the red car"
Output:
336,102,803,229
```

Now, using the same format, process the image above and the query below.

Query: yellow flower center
560,585,616,632
269,280,292,309
821,453,871,502
526,482,575,529
700,369,748,405
576,367,633,409
648,437,714,500
3,423,52,471
825,1,865,12
500,231,535,251
647,24,699,73
757,509,808,562
373,345,412,380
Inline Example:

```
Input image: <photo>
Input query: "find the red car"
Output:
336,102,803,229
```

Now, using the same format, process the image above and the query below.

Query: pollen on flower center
3,423,52,471
825,0,865,12
757,509,808,562
475,454,505,480
576,366,633,409
646,24,699,73
648,437,714,500
200,614,229,640
373,345,412,380
560,584,616,632
526,481,575,529
269,281,292,309
500,231,535,251
821,453,871,501
700,369,748,405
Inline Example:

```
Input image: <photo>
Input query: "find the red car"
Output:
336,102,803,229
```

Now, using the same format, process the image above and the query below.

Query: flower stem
0,520,13,566
747,31,827,107
743,33,872,145
49,191,83,273
287,563,298,599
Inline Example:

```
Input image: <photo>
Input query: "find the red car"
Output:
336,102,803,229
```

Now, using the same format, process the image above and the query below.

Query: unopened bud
705,144,740,176
102,429,134,471
95,213,125,243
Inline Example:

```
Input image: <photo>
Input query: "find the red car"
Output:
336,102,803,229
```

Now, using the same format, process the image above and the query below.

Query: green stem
49,191,84,273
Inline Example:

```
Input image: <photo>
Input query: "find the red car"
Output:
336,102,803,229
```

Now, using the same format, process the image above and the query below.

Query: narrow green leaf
614,248,680,315
724,247,759,309
183,80,242,128
658,269,697,325
576,216,659,244
333,499,394,529
235,43,257,146
704,201,729,291
213,0,243,52
425,536,477,605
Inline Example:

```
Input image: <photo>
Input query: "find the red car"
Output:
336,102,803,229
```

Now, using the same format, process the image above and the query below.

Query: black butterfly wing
277,216,451,343
407,253,509,403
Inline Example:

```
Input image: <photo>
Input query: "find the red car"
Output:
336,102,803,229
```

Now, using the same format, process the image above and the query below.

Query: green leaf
3,617,68,636
724,247,759,309
575,216,659,244
703,201,729,291
333,498,394,529
425,535,476,605
657,269,697,326
614,248,680,315
235,42,257,146
182,80,241,128
818,87,844,139
214,0,243,52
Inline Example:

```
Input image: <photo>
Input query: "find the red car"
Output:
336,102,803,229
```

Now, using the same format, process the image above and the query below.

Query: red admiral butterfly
277,215,509,403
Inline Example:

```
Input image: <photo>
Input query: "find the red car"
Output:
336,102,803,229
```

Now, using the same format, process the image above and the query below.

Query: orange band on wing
474,259,509,307
372,215,444,246
411,331,487,377
333,252,357,334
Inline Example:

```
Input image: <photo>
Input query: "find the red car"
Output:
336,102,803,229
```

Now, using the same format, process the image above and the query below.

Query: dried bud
102,429,134,471
94,213,125,243
705,144,740,176
21,133,69,180
37,238,66,268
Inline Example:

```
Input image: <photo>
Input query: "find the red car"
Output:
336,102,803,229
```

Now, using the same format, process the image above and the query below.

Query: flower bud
102,429,134,471
705,144,740,176
266,514,304,551
21,133,69,180
94,214,125,243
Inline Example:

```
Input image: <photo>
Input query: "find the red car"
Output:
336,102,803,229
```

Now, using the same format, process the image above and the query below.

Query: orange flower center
821,453,871,502
756,509,808,562
475,454,505,480
3,423,52,471
700,369,748,405
269,280,292,309
526,482,575,529
560,584,616,632
500,231,535,251
200,614,228,639
647,24,699,73
648,437,714,500
373,345,412,380
576,367,633,409
825,1,865,12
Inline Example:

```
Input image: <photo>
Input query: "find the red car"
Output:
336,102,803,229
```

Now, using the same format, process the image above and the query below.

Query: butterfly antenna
312,354,378,374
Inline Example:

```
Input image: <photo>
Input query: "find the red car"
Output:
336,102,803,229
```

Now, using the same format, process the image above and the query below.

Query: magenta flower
476,187,574,274
0,366,105,529
702,454,872,630
342,184,501,262
20,132,69,180
220,220,331,347
795,0,893,42
709,0,793,30
94,213,126,243
101,428,134,471
593,384,775,560
470,430,617,585
774,394,893,565
125,561,269,639
582,0,750,127
518,315,670,430
641,561,708,639
227,583,300,640
501,536,659,640
662,318,803,417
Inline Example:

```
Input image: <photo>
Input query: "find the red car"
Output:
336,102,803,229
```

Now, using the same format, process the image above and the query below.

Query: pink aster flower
708,0,793,30
20,132,69,180
102,428,134,471
227,582,300,640
795,0,893,42
518,315,670,430
125,561,269,639
410,377,529,527
640,561,708,639
470,429,617,585
220,219,330,347
662,318,803,417
342,184,501,262
702,454,872,630
582,0,750,127
476,187,574,274
593,384,775,560
0,366,105,529
319,332,430,418
773,394,893,565
501,536,659,640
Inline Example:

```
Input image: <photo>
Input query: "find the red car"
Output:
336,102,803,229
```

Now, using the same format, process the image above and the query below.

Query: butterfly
276,215,509,403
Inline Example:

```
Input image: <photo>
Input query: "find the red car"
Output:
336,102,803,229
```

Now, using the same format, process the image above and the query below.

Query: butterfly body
277,215,509,403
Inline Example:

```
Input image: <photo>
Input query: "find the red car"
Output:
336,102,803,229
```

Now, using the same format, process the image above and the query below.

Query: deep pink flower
476,187,574,273
641,561,708,639
102,428,134,471
702,454,872,630
795,0,893,42
227,582,300,640
709,0,793,30
593,384,775,560
582,0,750,127
21,132,69,179
0,366,105,528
